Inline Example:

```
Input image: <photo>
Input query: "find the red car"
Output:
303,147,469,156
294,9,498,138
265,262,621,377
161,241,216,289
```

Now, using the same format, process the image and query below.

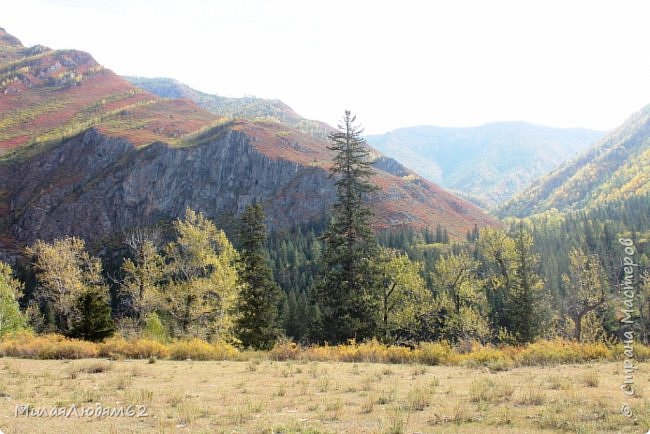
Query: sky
4,0,650,134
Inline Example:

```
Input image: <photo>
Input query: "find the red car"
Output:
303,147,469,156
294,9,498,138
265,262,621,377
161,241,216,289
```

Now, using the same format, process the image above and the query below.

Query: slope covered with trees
500,104,650,217
367,122,604,207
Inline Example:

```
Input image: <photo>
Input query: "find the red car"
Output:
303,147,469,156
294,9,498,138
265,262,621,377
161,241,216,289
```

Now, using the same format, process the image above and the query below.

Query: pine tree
314,111,381,343
235,203,283,350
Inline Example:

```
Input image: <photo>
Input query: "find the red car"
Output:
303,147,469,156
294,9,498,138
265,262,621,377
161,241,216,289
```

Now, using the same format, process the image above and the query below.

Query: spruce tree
235,202,283,349
315,111,381,343
70,289,115,342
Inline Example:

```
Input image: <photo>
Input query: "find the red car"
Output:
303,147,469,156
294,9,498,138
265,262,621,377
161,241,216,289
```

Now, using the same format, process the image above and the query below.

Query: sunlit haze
4,0,650,133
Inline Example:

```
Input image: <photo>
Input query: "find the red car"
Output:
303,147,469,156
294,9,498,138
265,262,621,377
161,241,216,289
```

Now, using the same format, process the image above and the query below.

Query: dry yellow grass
0,358,648,433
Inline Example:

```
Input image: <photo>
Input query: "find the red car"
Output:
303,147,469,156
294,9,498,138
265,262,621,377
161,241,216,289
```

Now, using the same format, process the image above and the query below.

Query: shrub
415,342,453,365
517,387,547,405
0,332,99,359
129,338,170,359
168,339,238,361
142,312,169,343
457,342,512,369
98,335,131,358
407,384,431,411
515,339,610,366
69,289,115,342
580,371,599,387
268,340,300,361
99,336,169,359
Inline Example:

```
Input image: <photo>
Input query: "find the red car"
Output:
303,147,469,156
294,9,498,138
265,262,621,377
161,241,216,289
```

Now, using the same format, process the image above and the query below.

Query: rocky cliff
1,122,494,248
0,125,331,246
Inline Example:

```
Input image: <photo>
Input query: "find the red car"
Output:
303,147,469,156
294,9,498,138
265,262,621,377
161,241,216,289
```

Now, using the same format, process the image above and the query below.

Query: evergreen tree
314,111,381,343
70,288,115,342
235,203,283,349
508,224,548,343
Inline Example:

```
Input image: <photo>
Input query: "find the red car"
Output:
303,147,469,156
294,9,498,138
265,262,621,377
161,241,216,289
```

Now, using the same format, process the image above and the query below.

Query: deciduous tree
158,209,239,340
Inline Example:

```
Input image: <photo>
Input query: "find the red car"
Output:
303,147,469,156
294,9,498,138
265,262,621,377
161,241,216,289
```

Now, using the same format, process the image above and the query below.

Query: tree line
1,111,649,349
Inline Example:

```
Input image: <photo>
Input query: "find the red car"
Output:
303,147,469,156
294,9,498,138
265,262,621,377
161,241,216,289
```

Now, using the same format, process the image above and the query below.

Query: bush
168,339,238,361
142,313,169,343
515,339,610,366
269,340,301,361
0,332,99,359
99,336,169,359
469,378,514,403
457,343,512,369
415,342,453,365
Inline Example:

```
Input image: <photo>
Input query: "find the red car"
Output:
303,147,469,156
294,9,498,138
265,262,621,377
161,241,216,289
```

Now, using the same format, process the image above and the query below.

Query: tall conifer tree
315,111,380,343
235,202,283,349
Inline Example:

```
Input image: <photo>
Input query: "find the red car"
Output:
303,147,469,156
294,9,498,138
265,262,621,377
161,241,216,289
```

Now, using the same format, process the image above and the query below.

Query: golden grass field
0,357,648,433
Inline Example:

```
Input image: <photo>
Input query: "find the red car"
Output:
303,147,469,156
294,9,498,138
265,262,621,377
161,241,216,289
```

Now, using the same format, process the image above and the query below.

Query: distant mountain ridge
499,104,650,217
366,122,605,208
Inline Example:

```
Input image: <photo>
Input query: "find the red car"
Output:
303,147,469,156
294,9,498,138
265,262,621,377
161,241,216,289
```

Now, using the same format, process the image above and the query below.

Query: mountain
366,123,605,208
125,76,332,139
0,28,494,254
499,104,650,217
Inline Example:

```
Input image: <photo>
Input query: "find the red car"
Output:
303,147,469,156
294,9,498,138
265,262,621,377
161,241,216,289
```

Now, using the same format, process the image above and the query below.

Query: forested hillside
367,122,604,207
500,104,650,217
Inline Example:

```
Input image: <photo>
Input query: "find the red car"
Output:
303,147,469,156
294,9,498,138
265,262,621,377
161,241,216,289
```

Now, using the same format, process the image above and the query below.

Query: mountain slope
366,123,604,208
0,30,217,152
499,105,650,217
125,76,332,139
0,28,494,252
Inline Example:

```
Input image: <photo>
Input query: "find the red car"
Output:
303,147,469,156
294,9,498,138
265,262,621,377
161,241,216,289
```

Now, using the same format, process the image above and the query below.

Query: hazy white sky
4,0,650,133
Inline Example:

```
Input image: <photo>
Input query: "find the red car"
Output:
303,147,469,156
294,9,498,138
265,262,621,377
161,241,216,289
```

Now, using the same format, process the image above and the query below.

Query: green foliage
379,248,434,342
119,228,165,321
158,209,239,340
26,237,109,335
70,288,115,342
508,224,548,343
142,312,169,343
0,262,27,336
431,251,490,343
500,105,650,217
561,248,608,341
235,203,283,350
314,111,381,343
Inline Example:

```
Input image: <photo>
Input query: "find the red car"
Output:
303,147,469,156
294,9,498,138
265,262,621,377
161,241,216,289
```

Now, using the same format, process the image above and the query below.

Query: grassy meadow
0,356,648,433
